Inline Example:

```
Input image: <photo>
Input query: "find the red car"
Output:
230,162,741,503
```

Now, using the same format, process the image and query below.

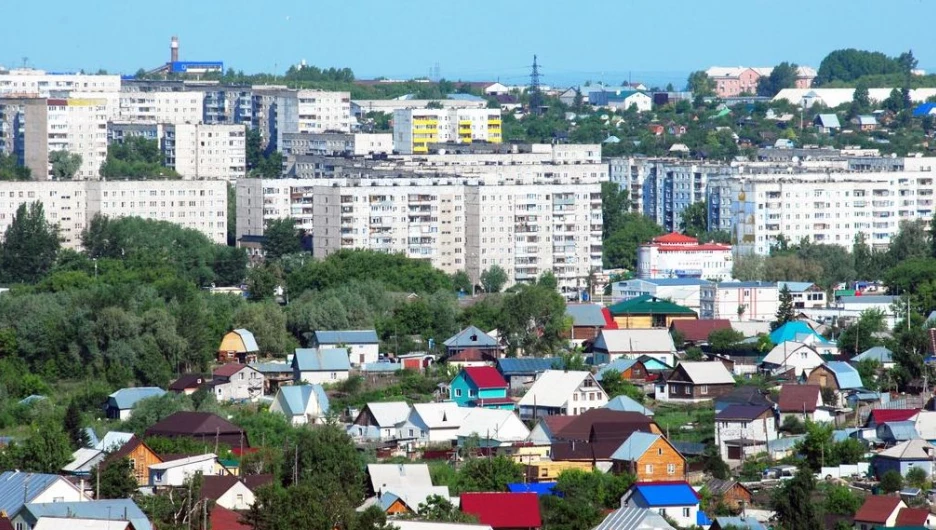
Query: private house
714,386,773,414
149,454,220,488
450,367,512,410
670,319,732,346
853,495,907,530
447,348,498,369
269,384,330,425
852,346,895,370
217,329,260,364
873,439,936,478
714,404,778,461
610,432,686,482
0,471,87,519
210,505,251,530
656,362,735,402
497,357,562,390
527,416,576,448
248,361,293,394
292,347,351,384
209,364,264,402
14,499,151,530
814,114,841,134
200,475,256,511
168,374,207,395
636,355,673,374
596,359,651,384
592,505,677,530
621,481,705,529
105,387,166,420
407,402,463,444
549,410,662,466
366,464,432,496
444,326,501,357
760,342,825,378
895,507,936,527
62,448,105,476
564,304,609,344
703,479,753,512
608,295,697,329
806,362,863,406
777,385,834,423
371,486,458,517
877,421,920,444
104,436,163,485
349,401,413,442
867,409,919,429
769,321,830,347
523,461,593,483
457,408,530,447
591,329,676,366
517,370,608,419
311,330,380,366
612,278,712,313
460,492,542,530
776,282,826,309
588,87,652,112
604,396,654,416
144,411,248,447
394,523,494,530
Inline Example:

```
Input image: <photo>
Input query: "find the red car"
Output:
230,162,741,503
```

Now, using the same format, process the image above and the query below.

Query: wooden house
104,435,163,486
607,295,697,329
217,329,260,364
703,479,752,511
610,432,686,482
656,361,735,402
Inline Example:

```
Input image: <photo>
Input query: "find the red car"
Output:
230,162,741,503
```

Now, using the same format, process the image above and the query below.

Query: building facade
269,89,352,151
637,233,733,281
0,68,121,97
118,91,204,124
164,123,247,179
392,108,502,154
701,281,778,321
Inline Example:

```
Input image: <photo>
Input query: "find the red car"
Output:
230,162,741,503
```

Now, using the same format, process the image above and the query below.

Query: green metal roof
608,295,697,316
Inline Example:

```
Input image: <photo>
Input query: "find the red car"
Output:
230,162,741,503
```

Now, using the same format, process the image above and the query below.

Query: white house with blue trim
621,481,707,529
311,330,380,366
270,384,330,425
292,348,351,385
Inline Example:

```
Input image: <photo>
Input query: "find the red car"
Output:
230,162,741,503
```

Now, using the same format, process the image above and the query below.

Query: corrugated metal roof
878,421,920,442
825,361,863,389
444,326,498,349
292,348,351,372
232,329,259,352
0,472,70,517
608,295,696,316
593,505,676,530
565,304,606,327
313,330,379,345
594,329,676,354
507,482,558,496
610,432,661,461
360,402,410,427
276,384,329,417
367,464,433,493
769,321,829,345
106,387,165,410
23,500,151,530
248,362,291,374
631,482,700,506
595,359,638,381
777,281,816,293
713,517,767,530
497,357,561,375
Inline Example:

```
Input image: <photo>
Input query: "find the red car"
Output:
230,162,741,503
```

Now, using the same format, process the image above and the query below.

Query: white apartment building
0,68,121,96
282,132,393,157
700,281,778,321
118,91,204,124
0,180,227,249
393,108,502,154
637,232,733,281
708,156,936,255
164,123,247,179
236,178,317,242
611,278,711,313
272,90,352,150
47,97,108,179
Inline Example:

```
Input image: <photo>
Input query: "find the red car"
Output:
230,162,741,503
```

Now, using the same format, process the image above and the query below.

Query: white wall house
269,384,330,425
760,342,825,378
407,402,463,444
148,454,219,488
311,330,380,366
714,405,778,462
210,364,264,402
611,278,711,314
637,233,733,282
701,281,778,321
517,370,608,419
291,348,351,385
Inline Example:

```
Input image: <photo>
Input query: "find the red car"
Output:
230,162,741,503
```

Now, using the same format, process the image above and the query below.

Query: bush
880,470,903,493
781,415,806,434
906,466,929,489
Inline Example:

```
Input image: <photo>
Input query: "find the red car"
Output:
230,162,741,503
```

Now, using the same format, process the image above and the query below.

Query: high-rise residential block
392,108,502,154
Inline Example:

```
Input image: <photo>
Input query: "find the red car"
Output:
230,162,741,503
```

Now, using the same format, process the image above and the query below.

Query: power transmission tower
529,55,543,116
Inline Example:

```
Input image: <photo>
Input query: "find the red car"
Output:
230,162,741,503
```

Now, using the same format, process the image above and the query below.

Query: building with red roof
450,366,512,410
867,409,919,428
670,319,732,344
777,384,834,423
460,492,542,529
854,495,906,529
636,232,733,282
210,505,251,530
896,507,935,527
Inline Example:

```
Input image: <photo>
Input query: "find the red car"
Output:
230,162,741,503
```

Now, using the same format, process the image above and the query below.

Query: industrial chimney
170,36,179,63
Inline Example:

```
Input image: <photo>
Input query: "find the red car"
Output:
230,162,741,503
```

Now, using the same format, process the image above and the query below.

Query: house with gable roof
760,341,825,378
291,347,351,384
806,362,863,407
311,329,380,366
564,304,608,344
102,436,163,485
621,481,706,529
0,471,87,520
217,329,260,364
444,326,501,357
814,113,841,134
604,396,654,416
450,367,512,410
591,329,676,366
517,370,607,419
852,346,895,370
447,348,498,369
608,295,697,329
269,384,330,425
460,492,542,530
610,431,686,482
853,495,907,530
209,364,263,402
714,404,778,461
872,439,936,478
407,402,463,444
349,401,413,442
656,361,735,402
592,505,677,530
777,384,833,423
769,321,830,347
200,475,257,511
497,357,562,390
105,387,166,420
14,499,151,530
596,359,652,384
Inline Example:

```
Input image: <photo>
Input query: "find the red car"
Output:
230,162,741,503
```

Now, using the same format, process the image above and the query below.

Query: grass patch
651,401,715,444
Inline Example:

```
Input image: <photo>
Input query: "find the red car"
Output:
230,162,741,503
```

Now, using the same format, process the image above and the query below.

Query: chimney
170,36,179,63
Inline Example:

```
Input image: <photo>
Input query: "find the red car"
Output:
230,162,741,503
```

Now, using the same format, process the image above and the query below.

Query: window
236,494,244,505
658,447,663,456
330,372,337,379
454,388,462,397
409,429,414,437
53,497,64,503
700,385,709,395
682,508,691,518
668,463,676,475
645,464,653,474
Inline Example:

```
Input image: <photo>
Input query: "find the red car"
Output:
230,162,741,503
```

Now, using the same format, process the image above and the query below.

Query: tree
96,458,139,499
837,309,886,356
757,62,799,97
49,150,83,180
246,128,263,170
702,445,730,480
0,202,60,283
454,456,523,493
773,285,795,330
452,271,472,294
122,393,193,434
797,420,834,472
906,466,929,489
480,265,508,293
888,220,930,263
413,495,477,523
880,470,903,493
686,71,716,97
499,283,569,355
603,213,663,270
598,369,645,403
63,401,90,449
849,80,872,118
815,49,907,85
678,201,708,238
771,466,821,530
853,232,874,278
263,218,303,260
1,417,73,473
708,328,745,352
781,415,806,434
100,136,179,179
0,153,31,181
601,182,631,239
732,254,765,281
823,483,861,515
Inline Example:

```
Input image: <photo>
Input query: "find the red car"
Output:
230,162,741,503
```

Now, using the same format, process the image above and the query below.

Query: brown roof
0,515,13,530
169,374,206,392
447,348,496,363
541,415,576,435
550,439,625,461
144,412,248,447
704,478,750,497
671,319,732,343
242,473,275,491
854,495,903,523
777,385,821,413
896,507,930,526
213,364,251,378
200,475,240,501
554,409,656,441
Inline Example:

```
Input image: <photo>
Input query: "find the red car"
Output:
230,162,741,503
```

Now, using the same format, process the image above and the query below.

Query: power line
529,55,543,116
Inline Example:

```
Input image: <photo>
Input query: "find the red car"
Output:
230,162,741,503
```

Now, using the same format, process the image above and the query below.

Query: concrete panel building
393,108,502,154
0,68,121,97
164,123,247,179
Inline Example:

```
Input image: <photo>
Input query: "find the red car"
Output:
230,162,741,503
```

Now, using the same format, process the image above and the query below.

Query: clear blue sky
4,0,934,87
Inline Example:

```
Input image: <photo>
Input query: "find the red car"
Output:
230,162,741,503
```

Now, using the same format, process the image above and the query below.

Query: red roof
460,492,542,529
210,505,251,530
601,307,619,330
896,507,930,526
869,409,919,425
777,385,821,413
854,495,904,524
652,233,698,245
463,366,508,389
449,348,496,363
671,319,731,342
656,243,731,252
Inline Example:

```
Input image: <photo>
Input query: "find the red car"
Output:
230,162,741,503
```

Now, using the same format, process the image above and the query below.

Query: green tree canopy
480,265,508,293
757,62,799,97
100,137,180,179
49,150,83,180
263,218,304,260
686,71,716,97
0,202,61,283
0,153,31,181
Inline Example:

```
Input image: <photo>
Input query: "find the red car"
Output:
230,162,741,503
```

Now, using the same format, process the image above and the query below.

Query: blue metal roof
232,329,260,352
816,114,841,128
713,517,766,530
507,482,558,496
18,395,46,406
249,361,291,374
278,384,329,416
361,362,401,373
23,499,152,530
497,357,562,375
292,348,351,372
0,472,64,517
632,482,699,506
879,421,920,441
825,361,863,389
611,432,661,461
604,395,654,416
444,326,498,348
595,359,638,381
853,346,893,364
565,304,606,327
769,321,829,345
767,435,804,452
914,103,936,117
313,330,379,345
777,281,816,293
644,278,712,287
107,387,166,410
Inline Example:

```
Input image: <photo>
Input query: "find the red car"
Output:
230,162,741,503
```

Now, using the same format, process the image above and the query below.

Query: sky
3,0,935,88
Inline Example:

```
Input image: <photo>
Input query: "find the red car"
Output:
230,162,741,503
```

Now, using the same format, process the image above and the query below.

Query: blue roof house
877,421,921,444
807,361,864,407
769,321,829,346
292,348,351,385
622,481,705,529
449,367,513,410
443,326,500,356
852,346,894,369
105,387,166,420
604,395,654,416
311,330,380,367
270,384,330,425
15,499,152,530
496,357,562,390
0,471,86,520
873,439,936,479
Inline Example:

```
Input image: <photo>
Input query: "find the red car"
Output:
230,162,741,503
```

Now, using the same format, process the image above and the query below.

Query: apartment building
0,179,226,248
608,157,734,231
164,123,247,179
704,66,816,98
265,89,352,151
707,156,936,255
0,68,121,97
0,97,48,178
118,91,204,124
121,79,254,125
282,132,392,158
392,108,502,154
